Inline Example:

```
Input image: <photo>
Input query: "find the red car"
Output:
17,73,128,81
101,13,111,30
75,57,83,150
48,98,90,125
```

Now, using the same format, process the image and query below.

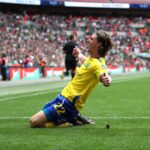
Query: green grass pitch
0,72,150,150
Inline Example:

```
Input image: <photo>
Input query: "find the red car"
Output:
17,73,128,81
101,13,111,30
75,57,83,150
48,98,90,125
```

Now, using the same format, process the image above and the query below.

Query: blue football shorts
42,94,79,125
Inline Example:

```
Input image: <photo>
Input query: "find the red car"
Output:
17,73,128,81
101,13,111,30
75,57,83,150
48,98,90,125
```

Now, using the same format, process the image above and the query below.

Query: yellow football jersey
61,57,107,111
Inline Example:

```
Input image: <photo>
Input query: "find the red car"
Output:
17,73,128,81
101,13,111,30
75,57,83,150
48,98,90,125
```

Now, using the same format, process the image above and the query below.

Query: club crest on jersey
84,63,90,69
101,64,106,69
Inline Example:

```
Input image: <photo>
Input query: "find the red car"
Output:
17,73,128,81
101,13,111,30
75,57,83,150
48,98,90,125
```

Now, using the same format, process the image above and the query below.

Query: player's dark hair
96,30,113,57
69,35,74,40
1,53,6,57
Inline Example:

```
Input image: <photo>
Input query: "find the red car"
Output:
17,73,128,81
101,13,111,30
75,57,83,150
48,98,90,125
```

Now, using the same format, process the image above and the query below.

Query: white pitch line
0,89,61,102
1,116,150,119
112,73,150,83
0,117,29,119
91,116,150,119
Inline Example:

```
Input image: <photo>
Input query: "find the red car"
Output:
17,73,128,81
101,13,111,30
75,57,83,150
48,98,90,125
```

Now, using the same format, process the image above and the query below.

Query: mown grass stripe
0,73,149,102
0,89,61,102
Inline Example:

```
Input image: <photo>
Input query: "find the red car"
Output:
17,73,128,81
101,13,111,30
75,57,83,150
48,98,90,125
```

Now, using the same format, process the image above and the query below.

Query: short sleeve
93,62,107,80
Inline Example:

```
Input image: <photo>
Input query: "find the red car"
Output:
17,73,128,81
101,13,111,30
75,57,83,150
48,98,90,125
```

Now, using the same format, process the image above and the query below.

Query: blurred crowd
0,11,150,70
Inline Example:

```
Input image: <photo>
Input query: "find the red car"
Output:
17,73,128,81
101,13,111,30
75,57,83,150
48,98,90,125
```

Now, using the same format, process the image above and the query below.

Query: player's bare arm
73,46,87,64
100,73,112,87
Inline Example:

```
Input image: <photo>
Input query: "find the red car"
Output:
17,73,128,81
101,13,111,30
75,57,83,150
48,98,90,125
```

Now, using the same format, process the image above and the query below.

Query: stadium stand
0,11,150,69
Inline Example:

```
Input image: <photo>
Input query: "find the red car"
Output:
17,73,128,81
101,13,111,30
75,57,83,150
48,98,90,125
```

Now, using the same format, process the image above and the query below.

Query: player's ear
98,43,104,55
97,42,102,50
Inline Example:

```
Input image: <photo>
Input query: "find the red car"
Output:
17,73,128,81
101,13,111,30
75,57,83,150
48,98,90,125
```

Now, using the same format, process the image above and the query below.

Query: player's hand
100,73,112,87
72,46,81,58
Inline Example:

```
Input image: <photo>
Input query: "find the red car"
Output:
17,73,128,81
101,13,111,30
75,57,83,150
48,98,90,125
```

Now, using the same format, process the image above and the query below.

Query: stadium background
0,0,150,80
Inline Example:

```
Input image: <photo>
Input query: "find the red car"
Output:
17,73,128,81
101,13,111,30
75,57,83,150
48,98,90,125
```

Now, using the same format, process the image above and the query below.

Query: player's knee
29,116,39,128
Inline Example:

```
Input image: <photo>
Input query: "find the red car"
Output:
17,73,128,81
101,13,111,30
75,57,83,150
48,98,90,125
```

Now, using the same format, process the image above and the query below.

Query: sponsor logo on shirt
84,63,90,69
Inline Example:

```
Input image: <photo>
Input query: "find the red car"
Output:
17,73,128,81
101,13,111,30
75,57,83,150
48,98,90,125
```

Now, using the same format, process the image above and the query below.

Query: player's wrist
78,53,83,59
108,75,112,84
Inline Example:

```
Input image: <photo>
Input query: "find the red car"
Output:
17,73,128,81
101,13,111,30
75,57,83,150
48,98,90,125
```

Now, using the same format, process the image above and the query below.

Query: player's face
73,35,77,41
87,33,100,55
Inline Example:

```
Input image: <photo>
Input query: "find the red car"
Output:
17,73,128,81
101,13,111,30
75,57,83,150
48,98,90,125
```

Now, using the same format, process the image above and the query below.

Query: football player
30,30,113,128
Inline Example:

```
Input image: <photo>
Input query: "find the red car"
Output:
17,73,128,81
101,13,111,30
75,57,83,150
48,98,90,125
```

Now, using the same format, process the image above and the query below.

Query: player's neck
90,52,100,59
